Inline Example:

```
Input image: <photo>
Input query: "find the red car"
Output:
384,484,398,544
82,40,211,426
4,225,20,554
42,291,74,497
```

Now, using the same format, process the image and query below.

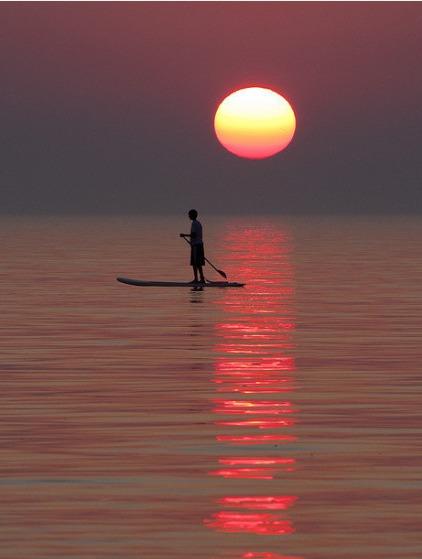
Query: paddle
181,236,228,280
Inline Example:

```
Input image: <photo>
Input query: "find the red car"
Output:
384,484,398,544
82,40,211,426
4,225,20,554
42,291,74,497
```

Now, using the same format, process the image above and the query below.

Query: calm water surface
1,215,421,559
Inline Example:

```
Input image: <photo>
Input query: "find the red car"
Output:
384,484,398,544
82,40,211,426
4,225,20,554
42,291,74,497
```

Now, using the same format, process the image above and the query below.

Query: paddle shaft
182,236,227,279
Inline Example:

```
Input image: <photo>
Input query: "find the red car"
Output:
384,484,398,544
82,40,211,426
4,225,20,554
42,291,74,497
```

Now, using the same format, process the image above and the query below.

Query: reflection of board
117,277,245,288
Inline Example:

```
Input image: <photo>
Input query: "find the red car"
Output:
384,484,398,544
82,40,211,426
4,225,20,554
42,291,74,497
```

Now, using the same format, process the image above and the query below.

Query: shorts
190,243,205,266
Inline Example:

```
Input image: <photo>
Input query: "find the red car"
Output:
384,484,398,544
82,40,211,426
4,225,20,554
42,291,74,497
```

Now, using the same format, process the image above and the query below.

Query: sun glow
214,87,296,159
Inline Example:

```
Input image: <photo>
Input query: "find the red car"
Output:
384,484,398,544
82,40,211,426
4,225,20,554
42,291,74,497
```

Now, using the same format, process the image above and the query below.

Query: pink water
1,215,421,558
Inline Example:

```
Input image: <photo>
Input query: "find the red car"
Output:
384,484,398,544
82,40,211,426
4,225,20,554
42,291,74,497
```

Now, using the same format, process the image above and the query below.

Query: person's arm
180,224,197,239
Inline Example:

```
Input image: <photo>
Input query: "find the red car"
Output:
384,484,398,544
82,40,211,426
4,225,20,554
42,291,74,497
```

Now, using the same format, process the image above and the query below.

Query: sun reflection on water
204,511,294,535
204,224,300,557
243,553,303,559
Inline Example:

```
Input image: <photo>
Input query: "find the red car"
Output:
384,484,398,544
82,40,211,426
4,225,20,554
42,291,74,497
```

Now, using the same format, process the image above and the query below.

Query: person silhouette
180,209,205,284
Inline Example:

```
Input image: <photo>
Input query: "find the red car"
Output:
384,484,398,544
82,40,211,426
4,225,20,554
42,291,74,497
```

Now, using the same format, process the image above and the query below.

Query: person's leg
190,244,198,282
198,265,205,283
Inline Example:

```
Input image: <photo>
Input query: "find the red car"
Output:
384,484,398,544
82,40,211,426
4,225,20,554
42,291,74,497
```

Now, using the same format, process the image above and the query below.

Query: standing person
180,209,205,284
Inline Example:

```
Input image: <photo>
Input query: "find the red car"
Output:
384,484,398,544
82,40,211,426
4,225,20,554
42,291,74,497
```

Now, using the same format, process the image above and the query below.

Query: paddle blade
216,268,227,279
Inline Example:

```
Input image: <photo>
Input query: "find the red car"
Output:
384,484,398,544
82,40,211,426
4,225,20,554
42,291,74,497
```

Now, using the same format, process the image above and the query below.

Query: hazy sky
1,2,422,214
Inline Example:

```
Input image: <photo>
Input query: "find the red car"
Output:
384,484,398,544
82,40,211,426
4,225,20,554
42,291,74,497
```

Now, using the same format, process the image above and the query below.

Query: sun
214,87,296,159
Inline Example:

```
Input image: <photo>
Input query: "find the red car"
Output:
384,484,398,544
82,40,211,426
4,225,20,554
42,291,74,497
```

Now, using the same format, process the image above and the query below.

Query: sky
1,1,422,215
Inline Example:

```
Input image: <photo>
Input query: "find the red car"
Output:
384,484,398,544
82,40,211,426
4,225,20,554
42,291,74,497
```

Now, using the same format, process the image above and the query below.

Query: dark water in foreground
1,215,421,559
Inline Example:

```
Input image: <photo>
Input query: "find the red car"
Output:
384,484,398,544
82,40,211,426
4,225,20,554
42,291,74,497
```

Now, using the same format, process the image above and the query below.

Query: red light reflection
218,320,295,333
209,457,296,480
213,399,294,414
214,381,293,395
219,496,297,510
219,457,295,466
217,418,294,429
209,468,275,480
217,434,296,444
215,357,295,373
204,511,294,535
206,223,299,555
243,553,303,559
214,355,296,395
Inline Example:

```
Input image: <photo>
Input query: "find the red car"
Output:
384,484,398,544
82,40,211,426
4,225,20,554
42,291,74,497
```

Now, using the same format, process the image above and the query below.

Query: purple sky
1,2,422,214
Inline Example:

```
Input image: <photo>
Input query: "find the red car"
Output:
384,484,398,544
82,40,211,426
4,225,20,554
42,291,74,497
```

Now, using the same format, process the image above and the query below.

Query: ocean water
1,214,421,559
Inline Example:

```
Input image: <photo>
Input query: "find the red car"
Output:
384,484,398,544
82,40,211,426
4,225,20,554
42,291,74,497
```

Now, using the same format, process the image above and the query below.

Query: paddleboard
117,277,245,288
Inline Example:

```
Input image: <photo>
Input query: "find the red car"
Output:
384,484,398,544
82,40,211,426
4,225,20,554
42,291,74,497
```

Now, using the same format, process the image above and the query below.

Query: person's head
188,209,198,220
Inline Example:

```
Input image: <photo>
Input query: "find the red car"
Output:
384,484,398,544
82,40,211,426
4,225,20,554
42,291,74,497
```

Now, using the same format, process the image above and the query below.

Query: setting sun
214,87,296,159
